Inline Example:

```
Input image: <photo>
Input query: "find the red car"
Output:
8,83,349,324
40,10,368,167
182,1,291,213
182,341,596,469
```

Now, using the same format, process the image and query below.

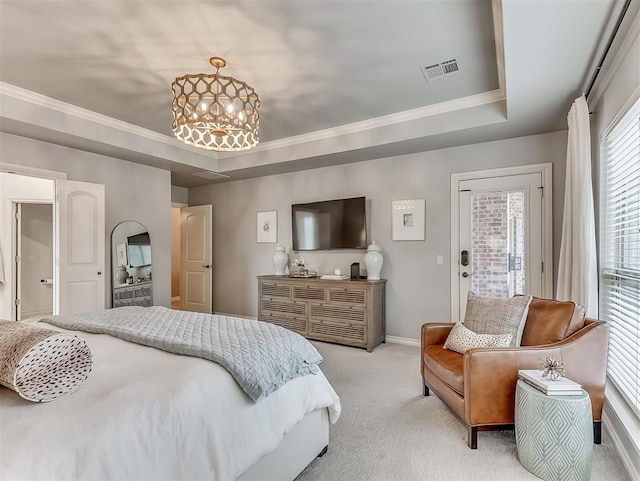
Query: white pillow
444,322,512,354
463,292,532,347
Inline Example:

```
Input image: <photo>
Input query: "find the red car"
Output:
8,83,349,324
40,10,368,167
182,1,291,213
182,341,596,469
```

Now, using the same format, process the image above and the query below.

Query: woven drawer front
328,288,366,304
260,299,307,316
135,287,151,298
261,313,307,334
310,304,365,323
310,320,365,342
117,290,135,300
293,285,325,301
261,283,291,299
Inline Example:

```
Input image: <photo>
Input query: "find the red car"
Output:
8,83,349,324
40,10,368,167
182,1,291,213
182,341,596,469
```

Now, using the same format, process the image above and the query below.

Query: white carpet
296,341,630,481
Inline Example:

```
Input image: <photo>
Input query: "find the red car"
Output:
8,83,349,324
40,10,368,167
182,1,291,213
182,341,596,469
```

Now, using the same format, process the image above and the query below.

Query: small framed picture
257,211,277,243
116,243,128,266
392,199,425,241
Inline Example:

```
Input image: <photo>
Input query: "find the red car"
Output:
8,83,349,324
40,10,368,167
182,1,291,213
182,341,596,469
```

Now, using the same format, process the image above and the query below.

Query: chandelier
171,57,260,151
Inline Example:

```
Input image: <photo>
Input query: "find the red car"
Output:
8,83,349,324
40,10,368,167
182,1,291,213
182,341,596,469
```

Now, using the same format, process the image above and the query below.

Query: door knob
202,264,213,269
461,272,469,278
97,271,102,275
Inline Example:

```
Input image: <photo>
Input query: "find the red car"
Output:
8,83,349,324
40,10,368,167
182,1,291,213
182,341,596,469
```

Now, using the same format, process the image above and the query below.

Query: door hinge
14,255,21,263
14,211,20,219
541,261,544,273
459,189,471,192
538,186,544,197
14,299,21,306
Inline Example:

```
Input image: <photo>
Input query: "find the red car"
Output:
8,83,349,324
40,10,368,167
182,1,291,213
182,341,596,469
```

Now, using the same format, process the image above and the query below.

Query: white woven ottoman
515,379,593,481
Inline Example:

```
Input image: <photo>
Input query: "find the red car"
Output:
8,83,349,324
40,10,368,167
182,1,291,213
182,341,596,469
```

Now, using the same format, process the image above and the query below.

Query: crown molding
221,88,505,158
1,82,505,173
2,79,505,164
0,81,217,159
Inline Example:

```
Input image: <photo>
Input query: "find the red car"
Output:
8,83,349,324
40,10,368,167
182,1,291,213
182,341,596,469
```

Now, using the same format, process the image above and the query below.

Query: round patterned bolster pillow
0,320,92,402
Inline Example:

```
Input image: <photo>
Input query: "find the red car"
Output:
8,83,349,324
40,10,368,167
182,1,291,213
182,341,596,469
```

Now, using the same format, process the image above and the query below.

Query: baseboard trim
20,310,52,320
385,335,420,347
215,312,257,321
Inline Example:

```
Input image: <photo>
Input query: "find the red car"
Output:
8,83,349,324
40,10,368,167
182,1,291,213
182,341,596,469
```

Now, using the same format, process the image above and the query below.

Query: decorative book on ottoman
518,369,583,396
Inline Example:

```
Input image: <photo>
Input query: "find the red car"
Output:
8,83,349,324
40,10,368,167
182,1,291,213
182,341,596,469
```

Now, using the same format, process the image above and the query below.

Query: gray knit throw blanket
44,306,323,402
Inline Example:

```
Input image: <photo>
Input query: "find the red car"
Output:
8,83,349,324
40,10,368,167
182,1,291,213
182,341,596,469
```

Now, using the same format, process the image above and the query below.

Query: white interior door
57,180,105,314
453,168,551,322
180,205,213,313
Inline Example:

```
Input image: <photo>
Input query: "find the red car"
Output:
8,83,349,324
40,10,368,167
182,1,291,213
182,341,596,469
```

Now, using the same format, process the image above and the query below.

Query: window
600,95,640,417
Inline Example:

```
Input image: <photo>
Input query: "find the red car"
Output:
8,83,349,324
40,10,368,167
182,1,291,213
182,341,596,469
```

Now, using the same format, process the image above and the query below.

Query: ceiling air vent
420,59,460,82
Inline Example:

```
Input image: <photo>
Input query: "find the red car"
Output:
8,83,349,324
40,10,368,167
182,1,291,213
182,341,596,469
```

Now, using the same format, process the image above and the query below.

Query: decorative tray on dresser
257,275,386,352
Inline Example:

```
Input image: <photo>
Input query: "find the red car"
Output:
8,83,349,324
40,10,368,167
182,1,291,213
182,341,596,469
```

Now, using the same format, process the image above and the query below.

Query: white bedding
0,321,341,481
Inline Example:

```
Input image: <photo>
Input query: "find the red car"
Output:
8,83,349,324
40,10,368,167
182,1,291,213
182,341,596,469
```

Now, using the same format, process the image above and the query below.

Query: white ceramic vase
364,241,383,280
272,244,289,275
116,265,128,284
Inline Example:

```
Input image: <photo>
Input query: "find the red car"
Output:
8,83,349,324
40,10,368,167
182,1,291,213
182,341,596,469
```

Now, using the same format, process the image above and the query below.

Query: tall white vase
364,241,383,280
116,265,129,284
272,244,289,275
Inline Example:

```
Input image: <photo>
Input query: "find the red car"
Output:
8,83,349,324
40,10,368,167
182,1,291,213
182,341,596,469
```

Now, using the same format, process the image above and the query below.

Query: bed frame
239,408,329,480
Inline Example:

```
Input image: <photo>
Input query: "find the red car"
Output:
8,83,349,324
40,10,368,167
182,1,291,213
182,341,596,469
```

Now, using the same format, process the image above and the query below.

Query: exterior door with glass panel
456,172,544,321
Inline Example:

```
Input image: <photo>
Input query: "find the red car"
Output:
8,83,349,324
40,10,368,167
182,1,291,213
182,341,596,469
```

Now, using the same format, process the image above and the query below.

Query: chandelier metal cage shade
171,57,260,152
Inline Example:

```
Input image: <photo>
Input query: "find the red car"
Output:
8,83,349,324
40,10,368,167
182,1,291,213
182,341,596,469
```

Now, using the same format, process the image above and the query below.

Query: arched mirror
111,221,153,308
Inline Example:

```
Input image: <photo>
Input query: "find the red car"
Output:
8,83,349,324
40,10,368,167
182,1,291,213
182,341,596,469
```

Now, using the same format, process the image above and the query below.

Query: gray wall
189,130,568,340
171,185,188,205
0,132,172,308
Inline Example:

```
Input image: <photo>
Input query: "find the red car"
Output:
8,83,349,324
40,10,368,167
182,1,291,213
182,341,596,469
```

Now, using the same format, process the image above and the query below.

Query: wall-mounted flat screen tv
127,232,152,268
292,196,367,251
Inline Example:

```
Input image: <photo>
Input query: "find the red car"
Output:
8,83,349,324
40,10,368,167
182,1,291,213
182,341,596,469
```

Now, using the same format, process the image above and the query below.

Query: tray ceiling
0,0,625,186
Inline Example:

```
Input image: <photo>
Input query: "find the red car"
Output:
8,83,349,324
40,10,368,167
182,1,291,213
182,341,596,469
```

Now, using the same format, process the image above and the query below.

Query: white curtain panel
556,96,598,317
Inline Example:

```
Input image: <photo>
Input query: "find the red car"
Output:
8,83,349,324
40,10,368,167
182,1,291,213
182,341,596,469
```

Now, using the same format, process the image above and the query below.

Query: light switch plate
436,255,444,265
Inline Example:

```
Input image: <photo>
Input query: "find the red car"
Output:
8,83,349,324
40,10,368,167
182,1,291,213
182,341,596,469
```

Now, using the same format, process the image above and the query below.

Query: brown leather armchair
421,297,609,449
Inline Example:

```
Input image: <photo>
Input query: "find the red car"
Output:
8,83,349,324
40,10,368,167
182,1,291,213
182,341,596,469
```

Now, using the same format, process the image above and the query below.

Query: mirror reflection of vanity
111,221,153,308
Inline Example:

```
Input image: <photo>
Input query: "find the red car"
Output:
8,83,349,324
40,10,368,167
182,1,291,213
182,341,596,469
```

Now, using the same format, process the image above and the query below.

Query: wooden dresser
257,275,386,352
113,281,153,308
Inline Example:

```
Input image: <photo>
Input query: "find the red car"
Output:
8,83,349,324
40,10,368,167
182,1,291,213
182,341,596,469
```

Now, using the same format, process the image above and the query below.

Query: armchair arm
421,323,455,379
421,322,454,348
463,320,608,426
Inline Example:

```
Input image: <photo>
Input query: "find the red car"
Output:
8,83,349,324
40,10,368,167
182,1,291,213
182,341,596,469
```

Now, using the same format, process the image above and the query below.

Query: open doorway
14,203,54,321
1,168,106,320
170,204,214,313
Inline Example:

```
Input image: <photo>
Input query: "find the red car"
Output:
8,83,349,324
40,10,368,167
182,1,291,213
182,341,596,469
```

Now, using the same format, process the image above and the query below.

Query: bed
0,307,341,480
